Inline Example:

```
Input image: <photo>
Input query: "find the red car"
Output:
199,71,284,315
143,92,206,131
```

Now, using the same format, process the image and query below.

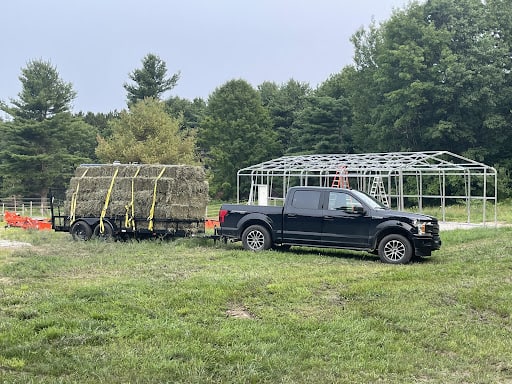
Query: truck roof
288,186,353,192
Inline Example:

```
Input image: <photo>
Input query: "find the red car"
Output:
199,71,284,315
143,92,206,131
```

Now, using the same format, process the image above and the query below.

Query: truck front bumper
412,235,442,257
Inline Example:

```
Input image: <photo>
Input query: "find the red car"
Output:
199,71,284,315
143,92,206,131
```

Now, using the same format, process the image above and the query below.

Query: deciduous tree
96,98,197,164
198,79,279,199
348,0,512,164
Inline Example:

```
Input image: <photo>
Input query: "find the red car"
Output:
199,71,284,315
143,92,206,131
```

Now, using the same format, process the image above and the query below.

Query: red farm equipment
4,211,52,231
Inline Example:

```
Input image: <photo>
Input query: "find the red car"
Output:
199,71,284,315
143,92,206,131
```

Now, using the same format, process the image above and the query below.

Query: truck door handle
324,215,334,220
287,214,297,218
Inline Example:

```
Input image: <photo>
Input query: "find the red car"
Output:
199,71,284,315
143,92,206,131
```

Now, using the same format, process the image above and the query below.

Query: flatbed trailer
50,189,206,241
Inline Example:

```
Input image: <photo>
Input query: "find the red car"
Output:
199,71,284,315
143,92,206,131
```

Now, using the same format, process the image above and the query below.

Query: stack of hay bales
66,164,208,234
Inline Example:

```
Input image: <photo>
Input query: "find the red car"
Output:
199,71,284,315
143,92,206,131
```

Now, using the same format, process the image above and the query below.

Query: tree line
1,0,511,201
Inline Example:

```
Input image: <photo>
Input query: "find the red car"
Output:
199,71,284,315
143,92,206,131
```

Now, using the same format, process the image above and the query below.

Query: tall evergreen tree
0,60,96,199
1,60,76,121
124,53,180,106
259,79,311,155
288,95,352,155
80,110,120,140
165,96,206,130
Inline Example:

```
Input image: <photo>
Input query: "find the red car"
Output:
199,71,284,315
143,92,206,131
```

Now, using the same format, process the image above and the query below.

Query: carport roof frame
236,151,498,225
237,151,495,174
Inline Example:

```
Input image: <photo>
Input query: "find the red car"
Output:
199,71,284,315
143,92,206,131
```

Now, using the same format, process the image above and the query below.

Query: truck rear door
321,190,371,248
282,189,323,245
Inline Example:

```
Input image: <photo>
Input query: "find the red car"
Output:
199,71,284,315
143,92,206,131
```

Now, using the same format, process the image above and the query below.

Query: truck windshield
350,190,388,210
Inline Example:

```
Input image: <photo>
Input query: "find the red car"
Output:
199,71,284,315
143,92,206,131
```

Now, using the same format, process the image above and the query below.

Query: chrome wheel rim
384,239,406,261
246,229,265,250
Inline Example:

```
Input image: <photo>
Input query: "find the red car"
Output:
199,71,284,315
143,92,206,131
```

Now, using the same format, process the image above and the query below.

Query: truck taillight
219,209,228,223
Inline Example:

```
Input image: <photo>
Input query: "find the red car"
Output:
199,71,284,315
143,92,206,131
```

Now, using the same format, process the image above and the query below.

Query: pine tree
124,53,180,106
0,60,96,199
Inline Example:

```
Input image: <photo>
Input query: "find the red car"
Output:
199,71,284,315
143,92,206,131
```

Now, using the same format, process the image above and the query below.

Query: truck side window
291,190,321,210
328,192,362,212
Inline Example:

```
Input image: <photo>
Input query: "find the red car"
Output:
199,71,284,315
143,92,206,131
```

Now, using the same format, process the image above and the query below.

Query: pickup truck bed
218,186,441,264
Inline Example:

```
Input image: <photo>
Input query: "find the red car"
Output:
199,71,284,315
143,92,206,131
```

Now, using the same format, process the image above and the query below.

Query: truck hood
373,209,437,222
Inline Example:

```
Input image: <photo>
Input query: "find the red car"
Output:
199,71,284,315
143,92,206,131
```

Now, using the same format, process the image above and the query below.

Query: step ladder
370,176,389,207
331,166,349,188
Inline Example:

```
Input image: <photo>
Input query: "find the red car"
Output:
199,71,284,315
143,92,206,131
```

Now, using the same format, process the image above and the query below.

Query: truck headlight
413,220,431,235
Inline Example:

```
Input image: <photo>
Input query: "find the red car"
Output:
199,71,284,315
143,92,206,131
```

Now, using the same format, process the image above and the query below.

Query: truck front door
282,189,323,245
321,191,371,249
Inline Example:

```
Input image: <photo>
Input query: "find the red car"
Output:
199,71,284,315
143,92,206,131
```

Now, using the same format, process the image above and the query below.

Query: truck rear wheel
70,221,93,241
378,234,413,264
242,225,272,251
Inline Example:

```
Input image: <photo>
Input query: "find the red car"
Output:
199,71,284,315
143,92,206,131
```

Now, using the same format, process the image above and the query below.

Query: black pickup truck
218,186,441,264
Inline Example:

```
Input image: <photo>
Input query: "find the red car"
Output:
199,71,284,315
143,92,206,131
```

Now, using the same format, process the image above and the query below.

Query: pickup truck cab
218,186,441,264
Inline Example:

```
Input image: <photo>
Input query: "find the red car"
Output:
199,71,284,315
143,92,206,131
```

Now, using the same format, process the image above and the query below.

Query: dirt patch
226,304,256,319
0,240,32,248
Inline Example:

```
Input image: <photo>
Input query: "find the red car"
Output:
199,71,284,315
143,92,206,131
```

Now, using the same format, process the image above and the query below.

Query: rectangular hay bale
66,164,209,225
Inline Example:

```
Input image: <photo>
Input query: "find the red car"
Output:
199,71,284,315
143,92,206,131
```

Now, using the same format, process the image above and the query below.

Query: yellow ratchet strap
125,167,141,230
70,168,89,223
99,167,119,234
147,167,166,231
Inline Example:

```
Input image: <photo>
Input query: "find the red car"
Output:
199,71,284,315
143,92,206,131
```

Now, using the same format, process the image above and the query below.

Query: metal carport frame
236,151,498,225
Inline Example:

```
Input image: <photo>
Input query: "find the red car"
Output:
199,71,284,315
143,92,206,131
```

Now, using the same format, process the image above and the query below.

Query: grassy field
415,199,511,225
1,223,511,383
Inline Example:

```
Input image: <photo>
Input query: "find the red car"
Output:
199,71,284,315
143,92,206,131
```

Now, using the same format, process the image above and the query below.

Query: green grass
1,224,512,383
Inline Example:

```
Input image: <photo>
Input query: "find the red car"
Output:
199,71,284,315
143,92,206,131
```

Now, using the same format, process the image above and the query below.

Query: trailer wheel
70,221,93,241
93,222,114,241
242,225,272,251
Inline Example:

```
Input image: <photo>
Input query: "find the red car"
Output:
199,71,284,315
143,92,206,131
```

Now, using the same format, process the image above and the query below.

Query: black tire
93,221,114,241
242,225,272,251
70,221,93,241
378,234,413,264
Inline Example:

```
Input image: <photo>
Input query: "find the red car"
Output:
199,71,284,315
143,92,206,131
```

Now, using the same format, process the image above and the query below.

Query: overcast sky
1,0,409,114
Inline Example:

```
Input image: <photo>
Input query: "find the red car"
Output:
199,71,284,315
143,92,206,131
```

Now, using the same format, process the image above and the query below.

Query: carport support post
466,171,471,224
237,171,241,204
494,170,498,226
442,171,446,222
418,171,423,212
387,171,392,208
483,168,487,225
399,170,404,211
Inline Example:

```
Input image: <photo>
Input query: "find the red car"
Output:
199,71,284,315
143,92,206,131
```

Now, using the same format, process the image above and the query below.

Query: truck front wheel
242,225,272,251
378,234,413,264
